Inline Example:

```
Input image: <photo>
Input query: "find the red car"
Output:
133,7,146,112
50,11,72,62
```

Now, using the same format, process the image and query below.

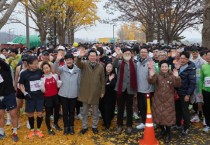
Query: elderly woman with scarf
148,60,181,143
113,47,137,134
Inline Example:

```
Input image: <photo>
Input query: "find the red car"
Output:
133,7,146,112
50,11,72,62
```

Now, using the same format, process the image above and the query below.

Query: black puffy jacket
177,61,196,96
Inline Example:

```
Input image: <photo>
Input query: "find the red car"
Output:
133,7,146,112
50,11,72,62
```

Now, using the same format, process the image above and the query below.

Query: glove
39,80,45,93
24,92,32,100
39,80,44,87
57,80,62,88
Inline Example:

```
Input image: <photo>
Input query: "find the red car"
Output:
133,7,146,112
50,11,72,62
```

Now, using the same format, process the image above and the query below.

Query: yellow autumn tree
50,0,99,44
117,22,146,43
20,0,99,44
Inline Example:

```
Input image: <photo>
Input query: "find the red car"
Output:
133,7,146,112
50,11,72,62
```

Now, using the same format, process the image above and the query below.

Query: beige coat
76,58,105,105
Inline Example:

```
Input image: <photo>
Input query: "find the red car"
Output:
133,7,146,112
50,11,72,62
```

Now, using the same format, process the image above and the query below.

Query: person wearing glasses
189,47,206,124
176,51,196,135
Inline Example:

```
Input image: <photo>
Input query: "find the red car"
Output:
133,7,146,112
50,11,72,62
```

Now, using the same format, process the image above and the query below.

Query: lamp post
25,0,30,48
112,24,116,43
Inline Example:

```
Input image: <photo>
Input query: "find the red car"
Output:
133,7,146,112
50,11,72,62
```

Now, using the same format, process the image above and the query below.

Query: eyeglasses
159,55,167,57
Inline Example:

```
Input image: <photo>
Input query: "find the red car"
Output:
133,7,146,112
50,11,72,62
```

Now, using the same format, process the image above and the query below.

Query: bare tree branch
0,0,20,29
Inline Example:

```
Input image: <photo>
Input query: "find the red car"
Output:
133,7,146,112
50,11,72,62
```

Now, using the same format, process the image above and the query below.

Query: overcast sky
0,1,202,42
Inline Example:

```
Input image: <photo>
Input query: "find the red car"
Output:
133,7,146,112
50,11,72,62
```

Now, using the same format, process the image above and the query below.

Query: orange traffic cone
139,94,159,145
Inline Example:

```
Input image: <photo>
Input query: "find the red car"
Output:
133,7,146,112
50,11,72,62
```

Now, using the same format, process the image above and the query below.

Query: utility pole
113,24,115,43
26,0,30,48
54,17,57,48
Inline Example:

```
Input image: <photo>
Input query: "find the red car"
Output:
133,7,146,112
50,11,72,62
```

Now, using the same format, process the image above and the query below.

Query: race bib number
204,77,210,87
30,80,41,91
0,74,4,83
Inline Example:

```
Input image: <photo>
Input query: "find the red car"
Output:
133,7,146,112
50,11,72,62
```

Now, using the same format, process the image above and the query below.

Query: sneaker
26,121,30,129
153,123,157,129
190,115,200,123
203,118,207,126
114,108,118,115
0,134,5,140
79,128,88,135
52,124,62,131
6,119,11,126
188,105,193,110
182,129,189,135
36,130,44,138
50,115,54,121
76,114,83,120
17,123,21,129
203,126,210,133
12,133,19,142
27,130,35,139
136,123,145,130
126,127,132,134
92,128,98,134
133,112,140,120
171,125,182,130
48,129,55,135
116,126,123,134
123,112,127,117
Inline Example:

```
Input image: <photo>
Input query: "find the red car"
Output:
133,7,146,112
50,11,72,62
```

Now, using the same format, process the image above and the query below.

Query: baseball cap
42,50,49,55
57,46,65,50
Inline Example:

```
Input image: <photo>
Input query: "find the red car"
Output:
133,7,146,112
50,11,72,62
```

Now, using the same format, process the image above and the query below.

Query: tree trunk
145,22,154,42
69,27,74,44
57,33,65,45
202,0,210,49
40,31,47,45
163,34,172,45
56,22,66,45
0,0,20,29
157,23,161,42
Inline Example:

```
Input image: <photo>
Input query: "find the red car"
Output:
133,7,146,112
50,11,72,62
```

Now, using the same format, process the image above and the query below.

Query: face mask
123,54,131,62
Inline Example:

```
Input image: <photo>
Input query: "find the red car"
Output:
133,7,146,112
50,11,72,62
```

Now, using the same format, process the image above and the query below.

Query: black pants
137,92,152,124
203,90,210,127
61,97,77,127
76,100,82,115
117,90,134,127
44,95,60,130
175,95,190,130
99,92,116,128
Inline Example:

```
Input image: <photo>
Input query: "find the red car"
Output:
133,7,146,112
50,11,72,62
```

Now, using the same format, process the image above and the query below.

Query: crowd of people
0,42,210,143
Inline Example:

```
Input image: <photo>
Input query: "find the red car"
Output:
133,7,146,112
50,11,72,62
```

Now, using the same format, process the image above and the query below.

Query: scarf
43,73,52,79
117,59,137,97
89,61,97,69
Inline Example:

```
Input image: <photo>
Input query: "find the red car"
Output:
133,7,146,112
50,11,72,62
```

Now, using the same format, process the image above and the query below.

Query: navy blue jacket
177,61,196,96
